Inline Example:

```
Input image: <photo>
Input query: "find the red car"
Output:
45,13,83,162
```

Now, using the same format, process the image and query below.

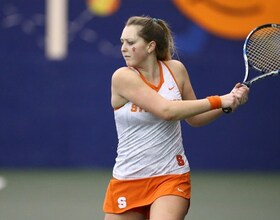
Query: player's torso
113,61,190,179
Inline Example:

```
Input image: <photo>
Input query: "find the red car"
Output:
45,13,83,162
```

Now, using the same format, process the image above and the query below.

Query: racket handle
223,82,250,113
242,81,250,87
223,107,232,114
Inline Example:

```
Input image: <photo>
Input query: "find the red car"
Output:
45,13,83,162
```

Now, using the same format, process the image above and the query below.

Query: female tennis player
103,16,249,220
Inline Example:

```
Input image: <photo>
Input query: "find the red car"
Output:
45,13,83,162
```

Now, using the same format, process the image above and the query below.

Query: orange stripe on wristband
207,96,222,110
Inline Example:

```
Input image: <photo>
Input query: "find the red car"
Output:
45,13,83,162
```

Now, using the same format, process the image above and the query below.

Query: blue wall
0,0,279,170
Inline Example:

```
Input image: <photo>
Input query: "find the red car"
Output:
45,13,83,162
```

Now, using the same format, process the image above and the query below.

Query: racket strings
246,27,280,73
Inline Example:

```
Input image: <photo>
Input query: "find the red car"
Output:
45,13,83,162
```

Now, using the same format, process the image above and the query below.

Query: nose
121,43,127,52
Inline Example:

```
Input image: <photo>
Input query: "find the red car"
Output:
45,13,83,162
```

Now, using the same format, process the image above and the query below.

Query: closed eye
120,38,135,46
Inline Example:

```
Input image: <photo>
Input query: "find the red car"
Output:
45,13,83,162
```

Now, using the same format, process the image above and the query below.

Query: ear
147,41,156,53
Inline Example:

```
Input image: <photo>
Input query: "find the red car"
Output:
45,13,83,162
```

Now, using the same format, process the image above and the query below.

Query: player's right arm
111,67,237,121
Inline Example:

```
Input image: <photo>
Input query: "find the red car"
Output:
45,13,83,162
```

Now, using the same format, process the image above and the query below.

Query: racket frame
223,23,280,113
242,23,280,87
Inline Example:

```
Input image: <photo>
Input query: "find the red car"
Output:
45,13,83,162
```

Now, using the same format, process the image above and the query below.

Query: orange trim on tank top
135,62,164,92
114,62,164,110
162,61,180,90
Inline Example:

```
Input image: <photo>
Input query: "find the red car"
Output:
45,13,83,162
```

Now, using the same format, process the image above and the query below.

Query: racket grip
222,107,232,114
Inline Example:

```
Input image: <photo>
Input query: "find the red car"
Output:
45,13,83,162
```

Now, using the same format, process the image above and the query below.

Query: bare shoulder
163,60,190,91
164,59,188,74
112,66,132,79
111,67,133,108
111,66,144,108
112,66,139,84
163,60,190,82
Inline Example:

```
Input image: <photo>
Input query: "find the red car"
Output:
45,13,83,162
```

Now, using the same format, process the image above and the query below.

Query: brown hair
125,16,175,61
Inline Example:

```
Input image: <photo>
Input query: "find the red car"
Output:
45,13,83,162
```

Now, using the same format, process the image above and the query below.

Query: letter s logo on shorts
117,196,127,209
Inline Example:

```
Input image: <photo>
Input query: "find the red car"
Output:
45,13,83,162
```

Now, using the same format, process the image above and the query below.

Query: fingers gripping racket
223,23,280,113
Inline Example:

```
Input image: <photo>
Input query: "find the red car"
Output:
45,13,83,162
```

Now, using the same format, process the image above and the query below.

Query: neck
137,57,159,77
136,60,161,86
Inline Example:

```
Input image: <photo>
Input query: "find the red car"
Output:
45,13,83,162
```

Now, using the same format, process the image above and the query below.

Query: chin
125,61,135,67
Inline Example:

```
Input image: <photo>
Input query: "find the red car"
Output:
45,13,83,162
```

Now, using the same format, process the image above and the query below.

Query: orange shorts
103,172,191,217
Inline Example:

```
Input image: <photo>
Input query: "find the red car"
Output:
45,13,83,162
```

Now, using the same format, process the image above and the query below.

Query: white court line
0,176,7,191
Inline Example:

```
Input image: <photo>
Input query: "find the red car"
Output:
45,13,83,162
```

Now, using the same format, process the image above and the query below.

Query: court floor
0,169,279,220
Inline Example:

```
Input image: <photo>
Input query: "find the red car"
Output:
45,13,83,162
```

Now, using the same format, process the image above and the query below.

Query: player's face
120,25,149,67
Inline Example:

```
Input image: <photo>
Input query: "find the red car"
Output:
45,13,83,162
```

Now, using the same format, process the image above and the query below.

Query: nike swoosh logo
177,187,184,193
168,86,175,90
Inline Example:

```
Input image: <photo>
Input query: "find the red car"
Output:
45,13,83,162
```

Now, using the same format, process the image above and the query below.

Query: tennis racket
223,23,280,113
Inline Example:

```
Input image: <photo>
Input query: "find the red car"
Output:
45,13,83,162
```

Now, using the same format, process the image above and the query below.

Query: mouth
123,55,131,59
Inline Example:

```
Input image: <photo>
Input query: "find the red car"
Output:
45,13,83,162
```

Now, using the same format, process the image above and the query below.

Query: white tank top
113,61,190,180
